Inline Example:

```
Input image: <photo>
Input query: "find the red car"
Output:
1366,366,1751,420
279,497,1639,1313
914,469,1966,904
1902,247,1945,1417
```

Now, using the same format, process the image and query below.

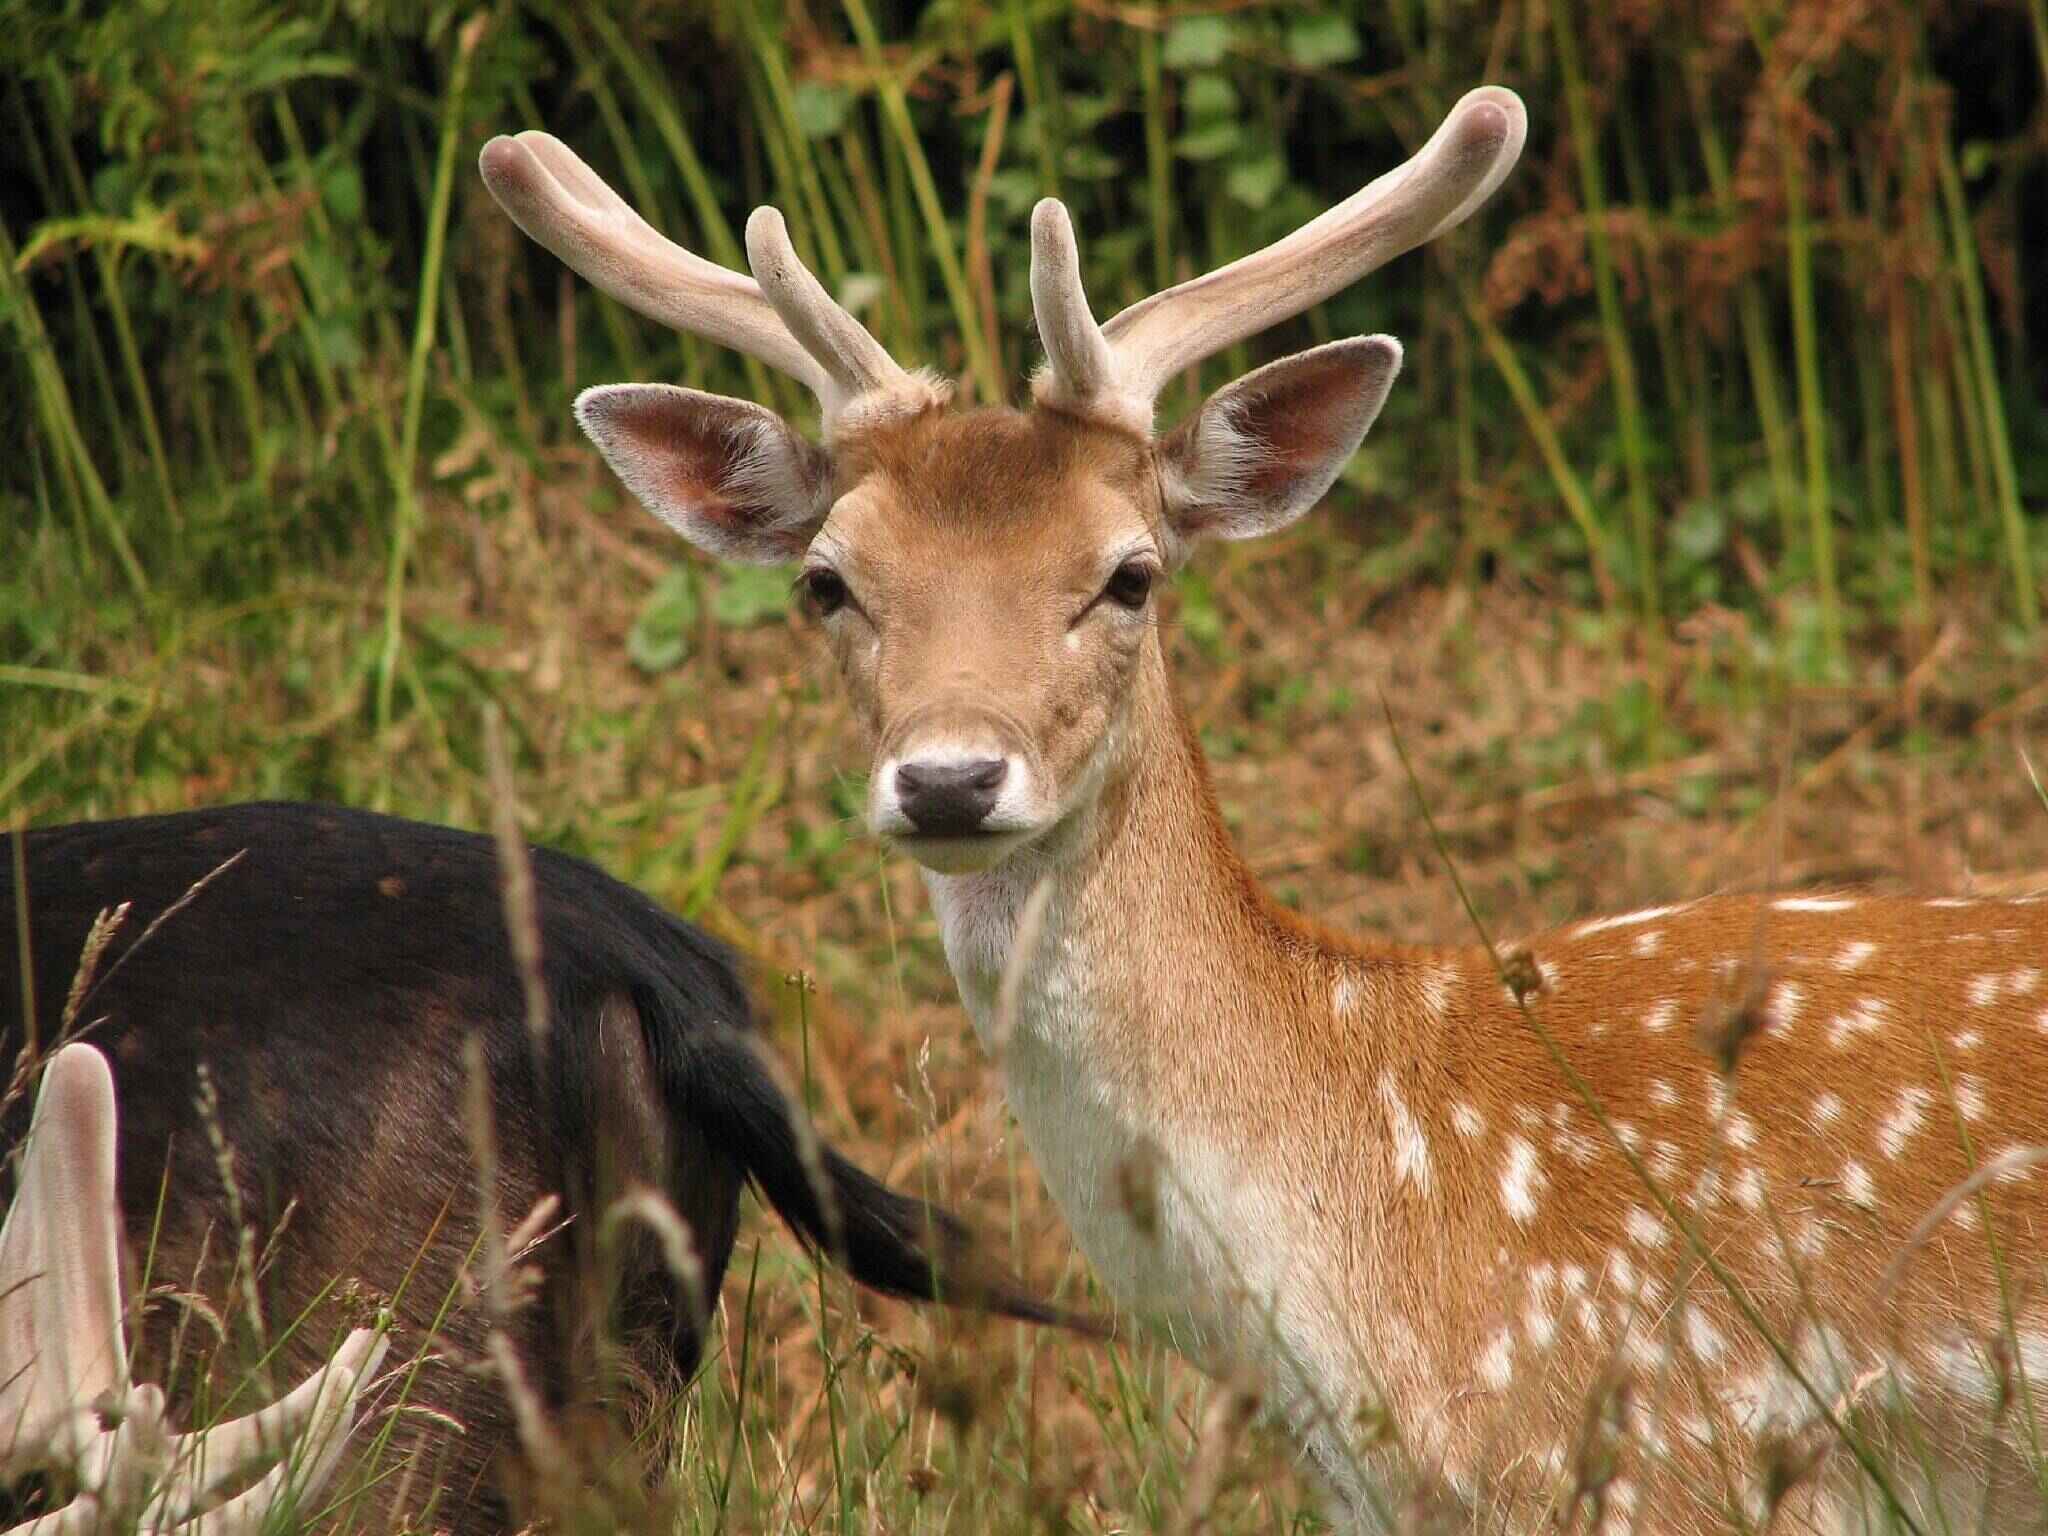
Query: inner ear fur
1157,336,1402,545
575,383,831,565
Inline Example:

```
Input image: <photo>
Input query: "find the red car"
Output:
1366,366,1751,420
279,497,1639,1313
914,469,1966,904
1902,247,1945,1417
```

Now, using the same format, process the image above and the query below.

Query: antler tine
745,208,913,416
1031,87,1526,427
481,132,907,423
0,1044,128,1483
1029,199,1117,411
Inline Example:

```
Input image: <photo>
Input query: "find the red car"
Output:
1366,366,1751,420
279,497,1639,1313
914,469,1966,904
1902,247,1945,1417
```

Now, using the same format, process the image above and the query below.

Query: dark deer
2,802,1083,1527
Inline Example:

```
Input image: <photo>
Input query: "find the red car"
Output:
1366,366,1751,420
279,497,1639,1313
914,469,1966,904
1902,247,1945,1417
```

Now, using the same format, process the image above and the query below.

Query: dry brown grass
9,453,2048,1527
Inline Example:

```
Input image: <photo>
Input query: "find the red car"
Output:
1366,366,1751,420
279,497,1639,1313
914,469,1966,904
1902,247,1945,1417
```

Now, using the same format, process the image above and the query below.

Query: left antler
1030,86,1527,431
0,1044,389,1535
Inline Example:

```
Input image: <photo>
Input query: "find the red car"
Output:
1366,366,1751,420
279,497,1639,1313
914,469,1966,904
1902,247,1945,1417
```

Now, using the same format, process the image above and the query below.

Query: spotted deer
484,87,2048,1531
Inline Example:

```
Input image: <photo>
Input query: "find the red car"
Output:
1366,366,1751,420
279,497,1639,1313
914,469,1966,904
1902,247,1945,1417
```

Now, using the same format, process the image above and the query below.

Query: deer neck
922,636,1300,1069
918,636,1394,1375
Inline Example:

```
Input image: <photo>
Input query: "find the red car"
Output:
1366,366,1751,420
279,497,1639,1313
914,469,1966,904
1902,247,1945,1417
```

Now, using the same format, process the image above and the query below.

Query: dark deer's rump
0,802,1074,1527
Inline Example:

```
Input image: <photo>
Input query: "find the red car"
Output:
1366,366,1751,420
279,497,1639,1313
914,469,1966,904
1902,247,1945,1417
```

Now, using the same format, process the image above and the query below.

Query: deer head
481,89,1525,875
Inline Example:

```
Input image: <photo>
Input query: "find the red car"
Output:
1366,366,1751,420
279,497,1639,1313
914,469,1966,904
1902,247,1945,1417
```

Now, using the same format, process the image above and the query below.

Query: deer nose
894,759,1007,836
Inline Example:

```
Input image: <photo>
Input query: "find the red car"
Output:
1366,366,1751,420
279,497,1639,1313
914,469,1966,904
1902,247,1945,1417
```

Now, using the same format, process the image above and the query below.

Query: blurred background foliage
2,0,2046,799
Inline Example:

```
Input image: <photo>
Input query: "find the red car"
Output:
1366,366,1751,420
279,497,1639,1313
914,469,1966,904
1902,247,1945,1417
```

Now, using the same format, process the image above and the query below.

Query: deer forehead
822,406,1162,574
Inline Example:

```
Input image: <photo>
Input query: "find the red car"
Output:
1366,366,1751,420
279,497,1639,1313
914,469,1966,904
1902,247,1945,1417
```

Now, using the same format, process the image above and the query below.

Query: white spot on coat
1734,1166,1766,1211
1827,997,1891,1049
1877,1085,1932,1159
1625,1206,1667,1249
1378,1071,1432,1191
1575,905,1680,936
1833,940,1877,971
1840,1161,1877,1208
1451,1102,1485,1139
1500,1137,1543,1225
1769,981,1805,1038
1684,1305,1728,1364
1775,895,1856,913
1634,929,1663,956
1814,1091,1844,1127
1954,1075,1988,1122
1643,999,1676,1034
1478,1328,1515,1389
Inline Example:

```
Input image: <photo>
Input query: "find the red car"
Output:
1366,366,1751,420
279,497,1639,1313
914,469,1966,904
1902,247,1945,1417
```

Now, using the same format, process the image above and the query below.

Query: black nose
895,759,1007,836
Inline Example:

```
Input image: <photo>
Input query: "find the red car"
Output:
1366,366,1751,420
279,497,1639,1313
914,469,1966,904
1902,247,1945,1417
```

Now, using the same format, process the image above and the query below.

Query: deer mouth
891,826,1035,875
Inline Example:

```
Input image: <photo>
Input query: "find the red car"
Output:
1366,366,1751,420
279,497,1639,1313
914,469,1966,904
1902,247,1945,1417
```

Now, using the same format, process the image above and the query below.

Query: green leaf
1670,499,1727,563
321,162,364,223
1184,73,1239,120
711,564,793,627
627,568,698,673
1061,143,1123,181
1173,122,1243,162
1162,15,1232,68
1225,152,1287,209
16,207,207,269
1285,14,1361,68
793,82,853,139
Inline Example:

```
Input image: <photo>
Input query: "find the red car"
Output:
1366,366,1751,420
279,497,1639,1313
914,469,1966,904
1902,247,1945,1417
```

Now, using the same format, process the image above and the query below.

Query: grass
5,0,2048,1529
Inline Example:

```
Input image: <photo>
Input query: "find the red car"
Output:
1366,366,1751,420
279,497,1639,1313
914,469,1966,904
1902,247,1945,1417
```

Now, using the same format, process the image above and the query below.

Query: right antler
1030,86,1528,433
478,133,923,430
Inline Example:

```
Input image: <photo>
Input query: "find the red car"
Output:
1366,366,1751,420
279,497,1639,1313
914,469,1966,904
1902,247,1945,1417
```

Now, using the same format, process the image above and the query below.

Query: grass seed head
1501,946,1547,1004
1697,960,1772,1076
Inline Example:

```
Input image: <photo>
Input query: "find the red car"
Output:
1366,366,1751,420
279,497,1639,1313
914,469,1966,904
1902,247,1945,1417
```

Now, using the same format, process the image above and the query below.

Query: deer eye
1102,559,1155,611
799,566,849,619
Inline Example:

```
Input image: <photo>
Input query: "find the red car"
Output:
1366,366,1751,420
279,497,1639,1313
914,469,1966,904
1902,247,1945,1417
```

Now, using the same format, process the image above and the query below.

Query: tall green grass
4,3,2045,705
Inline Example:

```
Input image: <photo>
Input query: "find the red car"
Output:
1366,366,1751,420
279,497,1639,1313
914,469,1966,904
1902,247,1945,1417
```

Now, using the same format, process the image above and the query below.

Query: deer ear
1157,336,1401,546
575,384,831,565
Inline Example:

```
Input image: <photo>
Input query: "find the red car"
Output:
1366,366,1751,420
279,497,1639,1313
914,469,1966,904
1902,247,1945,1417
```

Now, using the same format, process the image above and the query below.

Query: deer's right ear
575,384,831,565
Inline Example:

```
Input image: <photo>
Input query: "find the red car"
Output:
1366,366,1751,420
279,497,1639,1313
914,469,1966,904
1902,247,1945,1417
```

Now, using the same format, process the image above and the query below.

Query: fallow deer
2,803,1085,1530
485,88,2048,1531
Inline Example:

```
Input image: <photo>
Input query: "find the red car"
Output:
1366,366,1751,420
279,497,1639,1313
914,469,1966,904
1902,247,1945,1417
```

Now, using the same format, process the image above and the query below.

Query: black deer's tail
652,1006,1103,1336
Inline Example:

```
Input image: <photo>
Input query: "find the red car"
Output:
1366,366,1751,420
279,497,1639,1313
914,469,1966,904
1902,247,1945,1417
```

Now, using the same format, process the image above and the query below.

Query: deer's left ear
1157,336,1401,546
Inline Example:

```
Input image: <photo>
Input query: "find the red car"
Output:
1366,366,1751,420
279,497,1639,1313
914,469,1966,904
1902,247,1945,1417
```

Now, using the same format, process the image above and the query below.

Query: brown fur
789,400,2048,1529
